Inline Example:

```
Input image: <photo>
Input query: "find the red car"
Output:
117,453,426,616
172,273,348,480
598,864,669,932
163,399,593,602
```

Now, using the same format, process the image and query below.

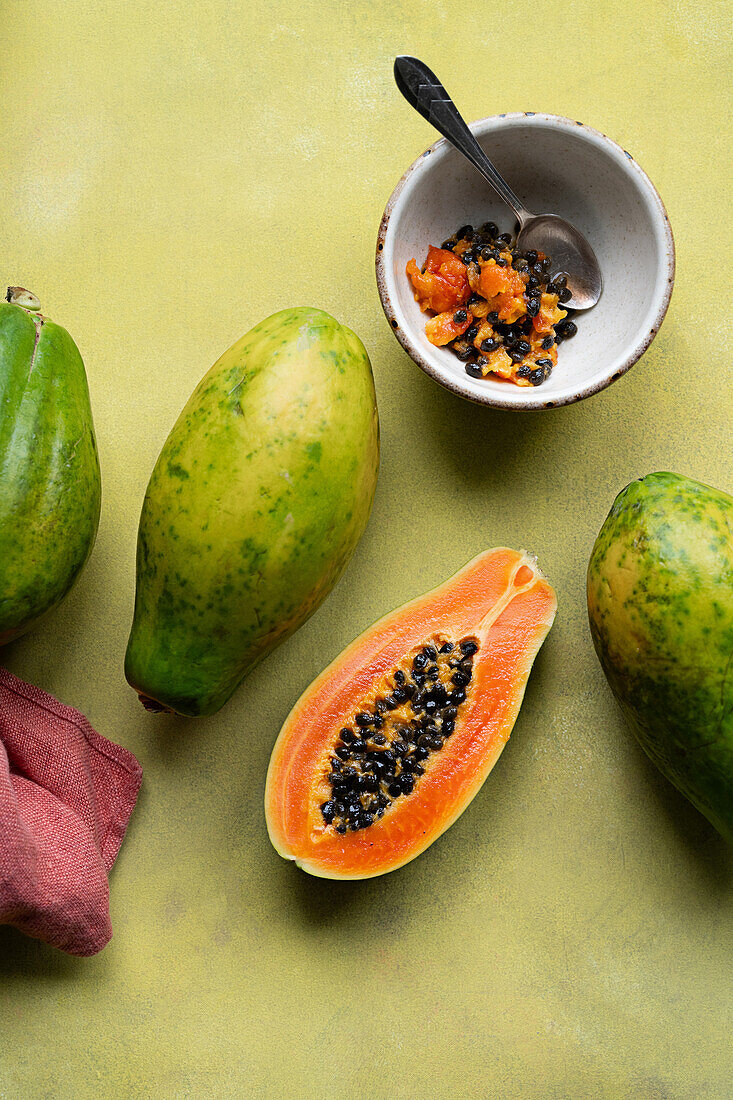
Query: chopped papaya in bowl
376,112,675,409
406,222,577,387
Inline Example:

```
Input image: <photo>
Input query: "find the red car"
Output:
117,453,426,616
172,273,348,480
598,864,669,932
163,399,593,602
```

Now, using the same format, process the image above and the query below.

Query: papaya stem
138,693,174,714
6,287,42,311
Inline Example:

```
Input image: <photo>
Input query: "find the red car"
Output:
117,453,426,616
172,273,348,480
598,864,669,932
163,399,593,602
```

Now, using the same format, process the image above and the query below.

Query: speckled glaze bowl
376,113,675,409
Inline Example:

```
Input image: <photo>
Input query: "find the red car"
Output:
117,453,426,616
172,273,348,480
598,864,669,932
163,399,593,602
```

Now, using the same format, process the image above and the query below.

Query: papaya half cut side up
265,548,557,880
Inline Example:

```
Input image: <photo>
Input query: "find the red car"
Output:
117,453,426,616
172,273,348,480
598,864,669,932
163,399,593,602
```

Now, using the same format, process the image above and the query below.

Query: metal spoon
394,55,602,310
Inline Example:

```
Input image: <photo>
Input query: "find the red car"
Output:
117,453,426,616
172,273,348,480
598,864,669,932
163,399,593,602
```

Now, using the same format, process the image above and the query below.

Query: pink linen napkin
0,666,142,956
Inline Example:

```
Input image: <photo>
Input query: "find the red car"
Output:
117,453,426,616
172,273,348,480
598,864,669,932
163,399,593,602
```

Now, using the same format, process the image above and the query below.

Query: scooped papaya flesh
406,223,579,387
265,548,557,879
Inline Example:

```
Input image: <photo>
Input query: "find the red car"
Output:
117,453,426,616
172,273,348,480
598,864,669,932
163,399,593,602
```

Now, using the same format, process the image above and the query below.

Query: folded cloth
0,667,142,956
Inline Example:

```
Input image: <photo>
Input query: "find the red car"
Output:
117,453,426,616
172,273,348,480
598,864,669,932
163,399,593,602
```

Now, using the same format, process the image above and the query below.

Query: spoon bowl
516,213,602,310
394,55,603,310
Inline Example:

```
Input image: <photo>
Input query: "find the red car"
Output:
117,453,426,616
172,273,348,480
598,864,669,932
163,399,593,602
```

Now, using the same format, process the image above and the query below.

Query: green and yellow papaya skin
588,472,733,842
0,289,101,644
125,307,380,717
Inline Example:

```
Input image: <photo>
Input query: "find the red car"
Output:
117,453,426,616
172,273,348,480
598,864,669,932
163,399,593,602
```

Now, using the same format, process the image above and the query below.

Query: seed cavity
320,636,478,834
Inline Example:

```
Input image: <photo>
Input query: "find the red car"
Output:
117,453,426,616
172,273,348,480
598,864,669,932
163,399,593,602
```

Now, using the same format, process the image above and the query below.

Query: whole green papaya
0,288,101,644
587,471,733,842
125,307,379,717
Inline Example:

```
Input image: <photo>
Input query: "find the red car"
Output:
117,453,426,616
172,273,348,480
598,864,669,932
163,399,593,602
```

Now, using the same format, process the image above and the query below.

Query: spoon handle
394,56,531,225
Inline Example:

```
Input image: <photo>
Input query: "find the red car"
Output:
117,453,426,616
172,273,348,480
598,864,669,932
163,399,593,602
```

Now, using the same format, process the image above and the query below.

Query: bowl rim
375,111,676,410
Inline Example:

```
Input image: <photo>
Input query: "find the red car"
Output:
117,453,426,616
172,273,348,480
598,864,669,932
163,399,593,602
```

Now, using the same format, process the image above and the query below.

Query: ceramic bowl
376,113,675,410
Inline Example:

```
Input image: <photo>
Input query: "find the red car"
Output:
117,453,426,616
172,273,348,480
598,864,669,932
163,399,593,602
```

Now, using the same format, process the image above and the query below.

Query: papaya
588,472,733,843
125,307,379,717
0,287,101,644
265,548,556,879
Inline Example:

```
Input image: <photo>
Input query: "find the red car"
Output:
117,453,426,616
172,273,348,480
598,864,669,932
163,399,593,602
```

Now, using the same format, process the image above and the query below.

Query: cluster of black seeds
441,222,579,385
320,637,478,834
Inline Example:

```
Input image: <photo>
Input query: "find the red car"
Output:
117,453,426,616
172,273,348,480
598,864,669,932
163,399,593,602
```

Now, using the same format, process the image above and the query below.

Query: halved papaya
265,548,556,879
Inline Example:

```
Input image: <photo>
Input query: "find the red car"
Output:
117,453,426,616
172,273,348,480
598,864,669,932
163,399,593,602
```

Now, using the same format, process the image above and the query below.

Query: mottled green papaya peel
125,307,380,717
0,288,101,644
588,472,733,842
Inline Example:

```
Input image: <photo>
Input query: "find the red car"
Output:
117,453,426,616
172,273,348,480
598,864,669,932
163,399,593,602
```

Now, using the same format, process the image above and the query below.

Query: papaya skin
125,307,379,717
0,295,101,644
587,472,733,843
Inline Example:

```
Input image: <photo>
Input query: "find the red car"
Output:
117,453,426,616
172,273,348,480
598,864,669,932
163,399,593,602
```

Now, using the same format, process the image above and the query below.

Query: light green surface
1,2,731,1097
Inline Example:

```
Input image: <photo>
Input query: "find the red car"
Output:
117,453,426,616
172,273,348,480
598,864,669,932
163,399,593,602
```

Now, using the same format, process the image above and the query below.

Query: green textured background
1,2,731,1096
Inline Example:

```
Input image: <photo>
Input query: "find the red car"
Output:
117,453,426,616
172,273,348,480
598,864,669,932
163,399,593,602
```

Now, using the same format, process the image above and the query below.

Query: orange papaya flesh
265,548,557,879
425,309,471,346
406,248,470,314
